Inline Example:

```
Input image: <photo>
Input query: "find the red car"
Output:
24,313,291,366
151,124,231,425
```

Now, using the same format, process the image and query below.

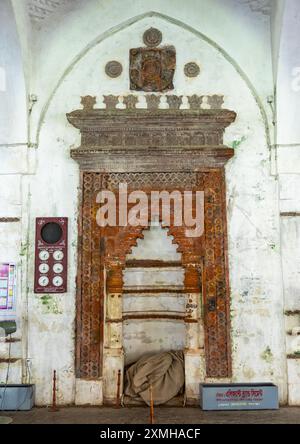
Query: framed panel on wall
34,217,68,294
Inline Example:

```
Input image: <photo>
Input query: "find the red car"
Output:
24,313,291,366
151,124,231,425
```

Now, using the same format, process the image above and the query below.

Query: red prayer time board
34,218,68,293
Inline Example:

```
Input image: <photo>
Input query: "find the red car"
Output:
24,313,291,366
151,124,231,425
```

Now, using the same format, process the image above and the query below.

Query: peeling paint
230,135,247,150
39,295,62,315
261,346,274,364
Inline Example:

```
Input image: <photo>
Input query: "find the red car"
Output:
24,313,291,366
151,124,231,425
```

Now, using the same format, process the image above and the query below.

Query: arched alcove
26,1,285,407
123,223,186,365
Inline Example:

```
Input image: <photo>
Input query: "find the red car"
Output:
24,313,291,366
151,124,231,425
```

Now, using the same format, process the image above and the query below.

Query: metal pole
149,384,154,424
115,369,121,409
49,370,59,412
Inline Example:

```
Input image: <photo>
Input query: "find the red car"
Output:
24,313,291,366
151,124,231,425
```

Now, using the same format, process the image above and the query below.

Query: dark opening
41,222,63,244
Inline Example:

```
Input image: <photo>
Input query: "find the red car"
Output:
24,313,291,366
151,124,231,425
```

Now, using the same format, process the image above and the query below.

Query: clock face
53,263,63,274
39,250,50,261
39,263,49,274
52,276,63,287
53,250,64,261
38,276,49,287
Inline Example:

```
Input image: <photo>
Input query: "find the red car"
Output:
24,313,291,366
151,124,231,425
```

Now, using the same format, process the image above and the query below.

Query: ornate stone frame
67,105,236,403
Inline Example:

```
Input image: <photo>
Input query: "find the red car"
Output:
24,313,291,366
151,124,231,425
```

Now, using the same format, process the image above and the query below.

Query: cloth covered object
124,350,184,405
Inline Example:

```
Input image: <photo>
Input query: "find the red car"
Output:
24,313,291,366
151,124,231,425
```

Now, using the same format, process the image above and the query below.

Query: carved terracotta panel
129,46,176,92
77,171,231,379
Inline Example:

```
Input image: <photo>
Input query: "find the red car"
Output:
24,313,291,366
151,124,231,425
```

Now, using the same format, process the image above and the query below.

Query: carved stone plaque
105,61,123,78
129,46,176,92
143,28,162,47
184,62,200,78
67,102,237,381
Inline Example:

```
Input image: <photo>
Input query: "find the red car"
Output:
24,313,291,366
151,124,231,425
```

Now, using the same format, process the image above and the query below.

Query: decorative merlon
66,99,236,171
75,94,226,111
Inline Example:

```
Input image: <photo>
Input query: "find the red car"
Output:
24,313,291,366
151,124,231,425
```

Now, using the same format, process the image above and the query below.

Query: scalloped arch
35,10,270,147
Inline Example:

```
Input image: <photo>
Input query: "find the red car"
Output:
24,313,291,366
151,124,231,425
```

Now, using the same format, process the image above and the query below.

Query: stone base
184,349,205,402
287,359,300,405
75,378,103,406
103,348,124,404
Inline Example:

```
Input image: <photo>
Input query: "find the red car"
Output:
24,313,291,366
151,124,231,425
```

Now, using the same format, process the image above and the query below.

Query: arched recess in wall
34,11,270,148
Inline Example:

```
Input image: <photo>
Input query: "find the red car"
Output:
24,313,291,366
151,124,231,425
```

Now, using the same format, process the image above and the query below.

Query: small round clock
39,250,50,261
53,250,64,261
38,276,49,287
53,263,63,274
52,276,63,287
39,263,49,274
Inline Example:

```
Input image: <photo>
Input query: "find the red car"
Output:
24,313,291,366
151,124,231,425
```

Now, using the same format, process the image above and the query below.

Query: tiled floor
1,406,300,424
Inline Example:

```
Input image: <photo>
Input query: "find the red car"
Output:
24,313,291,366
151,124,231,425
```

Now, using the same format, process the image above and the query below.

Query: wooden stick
149,384,154,424
49,370,59,412
115,369,121,409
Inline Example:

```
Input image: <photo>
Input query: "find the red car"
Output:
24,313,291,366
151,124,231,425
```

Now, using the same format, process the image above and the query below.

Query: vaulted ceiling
241,0,272,15
27,0,74,22
27,0,273,24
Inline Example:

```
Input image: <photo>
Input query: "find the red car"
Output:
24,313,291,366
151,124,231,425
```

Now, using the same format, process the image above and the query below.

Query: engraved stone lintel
67,107,237,148
70,147,235,172
166,95,183,110
207,95,224,109
103,95,119,110
123,95,138,109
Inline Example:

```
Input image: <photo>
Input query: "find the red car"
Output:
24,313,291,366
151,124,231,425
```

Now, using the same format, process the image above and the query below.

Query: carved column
184,264,205,403
103,262,124,404
67,104,237,405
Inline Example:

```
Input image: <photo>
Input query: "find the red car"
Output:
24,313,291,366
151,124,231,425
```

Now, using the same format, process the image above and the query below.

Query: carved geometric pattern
77,171,231,379
67,107,236,149
201,170,231,377
101,172,198,189
77,172,104,378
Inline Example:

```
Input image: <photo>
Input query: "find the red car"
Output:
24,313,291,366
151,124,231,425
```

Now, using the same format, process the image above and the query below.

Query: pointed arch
35,10,270,147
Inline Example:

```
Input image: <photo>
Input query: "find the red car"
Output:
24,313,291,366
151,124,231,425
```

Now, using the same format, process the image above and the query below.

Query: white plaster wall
0,0,28,386
271,0,286,81
128,225,181,261
123,320,186,366
123,226,185,365
276,0,300,405
4,0,298,405
28,0,274,146
0,0,28,145
21,10,287,406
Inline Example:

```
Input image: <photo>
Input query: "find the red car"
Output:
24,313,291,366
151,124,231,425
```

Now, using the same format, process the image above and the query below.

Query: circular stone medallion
143,28,162,47
105,61,123,78
184,62,200,78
